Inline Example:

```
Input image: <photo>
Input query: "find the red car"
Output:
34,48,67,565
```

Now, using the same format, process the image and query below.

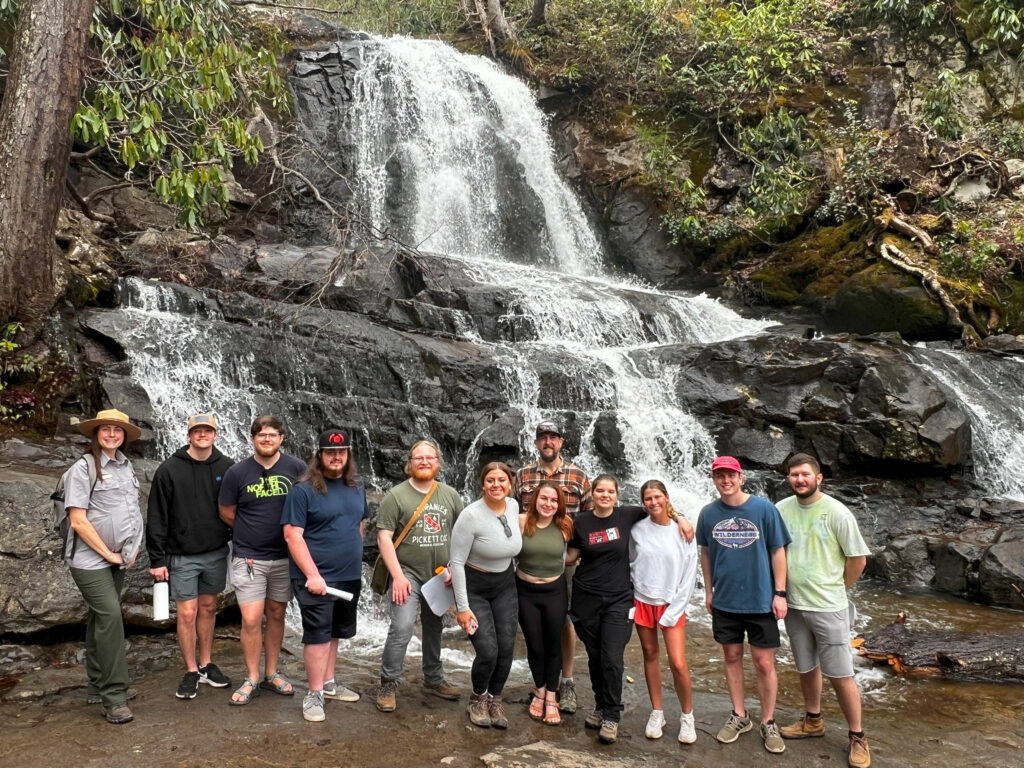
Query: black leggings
466,565,519,696
516,574,567,691
571,585,633,722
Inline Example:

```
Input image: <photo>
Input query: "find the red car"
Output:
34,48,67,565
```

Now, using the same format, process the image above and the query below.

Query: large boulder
825,264,950,339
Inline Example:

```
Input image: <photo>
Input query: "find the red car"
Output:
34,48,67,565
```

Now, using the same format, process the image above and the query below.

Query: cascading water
910,345,1024,500
342,37,770,506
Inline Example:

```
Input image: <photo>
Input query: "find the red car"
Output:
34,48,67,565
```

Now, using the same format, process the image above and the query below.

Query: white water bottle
152,581,170,621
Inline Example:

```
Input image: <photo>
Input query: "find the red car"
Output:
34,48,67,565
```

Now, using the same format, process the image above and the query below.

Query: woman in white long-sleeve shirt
629,479,699,744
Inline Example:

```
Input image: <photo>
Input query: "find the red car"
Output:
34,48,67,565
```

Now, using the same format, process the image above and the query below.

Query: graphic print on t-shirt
245,474,295,499
711,517,760,549
588,527,620,545
422,512,442,533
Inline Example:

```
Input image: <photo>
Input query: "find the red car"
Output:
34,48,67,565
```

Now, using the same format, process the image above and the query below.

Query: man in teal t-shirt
776,453,872,768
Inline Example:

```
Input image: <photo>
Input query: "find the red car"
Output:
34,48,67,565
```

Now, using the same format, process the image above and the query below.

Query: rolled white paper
324,585,354,601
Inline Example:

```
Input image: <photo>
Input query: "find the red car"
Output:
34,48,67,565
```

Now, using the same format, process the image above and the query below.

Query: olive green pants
69,565,129,707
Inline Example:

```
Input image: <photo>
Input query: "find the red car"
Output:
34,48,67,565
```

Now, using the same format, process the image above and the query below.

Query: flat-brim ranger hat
76,409,142,442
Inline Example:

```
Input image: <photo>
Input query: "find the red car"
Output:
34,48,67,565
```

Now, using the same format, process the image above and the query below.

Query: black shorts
711,608,781,648
292,578,361,645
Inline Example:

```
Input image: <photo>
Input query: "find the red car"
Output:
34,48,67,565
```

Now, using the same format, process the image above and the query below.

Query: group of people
60,410,872,768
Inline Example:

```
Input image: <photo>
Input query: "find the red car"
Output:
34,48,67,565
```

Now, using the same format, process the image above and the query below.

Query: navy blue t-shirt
280,477,368,582
218,454,307,560
696,495,791,614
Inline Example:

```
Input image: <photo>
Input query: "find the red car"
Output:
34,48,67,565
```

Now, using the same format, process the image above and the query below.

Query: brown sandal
543,700,561,725
529,691,544,720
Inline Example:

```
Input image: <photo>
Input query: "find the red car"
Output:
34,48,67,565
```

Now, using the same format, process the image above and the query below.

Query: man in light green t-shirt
375,440,464,713
776,453,872,768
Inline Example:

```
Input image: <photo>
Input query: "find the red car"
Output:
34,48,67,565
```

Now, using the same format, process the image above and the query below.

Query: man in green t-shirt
375,440,465,713
776,453,872,768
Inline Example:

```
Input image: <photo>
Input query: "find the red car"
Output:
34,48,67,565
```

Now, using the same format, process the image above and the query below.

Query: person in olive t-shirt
374,440,464,713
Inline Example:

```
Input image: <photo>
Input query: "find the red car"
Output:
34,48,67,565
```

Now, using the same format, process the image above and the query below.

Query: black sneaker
176,671,200,699
198,663,231,688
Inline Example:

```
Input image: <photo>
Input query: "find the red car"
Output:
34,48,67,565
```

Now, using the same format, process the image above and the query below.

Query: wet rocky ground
2,617,1022,768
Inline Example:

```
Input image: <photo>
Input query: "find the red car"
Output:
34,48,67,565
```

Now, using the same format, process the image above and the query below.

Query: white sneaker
322,678,360,702
679,711,697,743
645,709,666,739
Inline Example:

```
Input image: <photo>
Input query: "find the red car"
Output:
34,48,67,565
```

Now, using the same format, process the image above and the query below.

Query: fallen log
854,612,1024,681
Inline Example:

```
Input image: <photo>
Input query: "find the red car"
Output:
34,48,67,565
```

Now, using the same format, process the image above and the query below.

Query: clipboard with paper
421,568,455,616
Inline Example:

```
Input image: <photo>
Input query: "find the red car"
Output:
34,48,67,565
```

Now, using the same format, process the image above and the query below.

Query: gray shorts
784,606,855,678
230,556,293,605
169,546,229,602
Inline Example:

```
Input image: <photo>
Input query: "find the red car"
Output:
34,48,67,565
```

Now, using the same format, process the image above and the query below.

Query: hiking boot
422,678,460,700
761,720,786,754
556,677,577,713
376,678,398,712
849,734,871,767
488,694,508,729
467,692,491,727
302,690,326,722
717,711,752,743
598,719,619,744
780,714,825,739
175,671,200,700
679,711,697,744
585,710,603,729
198,663,230,688
101,703,134,724
88,687,137,705
645,709,666,739
323,678,360,702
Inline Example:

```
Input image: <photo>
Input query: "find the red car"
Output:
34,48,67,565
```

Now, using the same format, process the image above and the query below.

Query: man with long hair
375,439,464,712
282,428,368,723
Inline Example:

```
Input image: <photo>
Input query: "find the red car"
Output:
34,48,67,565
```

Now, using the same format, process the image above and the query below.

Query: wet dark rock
979,539,1024,609
825,264,949,339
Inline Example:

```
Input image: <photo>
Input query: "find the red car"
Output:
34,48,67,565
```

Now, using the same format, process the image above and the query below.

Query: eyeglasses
255,432,282,440
498,515,512,538
411,455,439,463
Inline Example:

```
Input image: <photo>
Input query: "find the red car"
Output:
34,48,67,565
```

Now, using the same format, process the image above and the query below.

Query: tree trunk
528,0,547,27
484,0,512,47
0,0,96,328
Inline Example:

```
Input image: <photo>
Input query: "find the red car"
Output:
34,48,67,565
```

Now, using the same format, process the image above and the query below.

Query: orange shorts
633,600,685,629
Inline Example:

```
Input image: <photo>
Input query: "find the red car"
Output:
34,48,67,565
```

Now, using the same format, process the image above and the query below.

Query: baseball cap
535,420,562,438
318,429,350,449
187,413,218,432
711,456,742,473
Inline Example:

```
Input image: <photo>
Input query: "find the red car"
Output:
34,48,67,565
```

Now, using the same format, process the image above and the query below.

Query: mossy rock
746,219,870,307
824,263,950,339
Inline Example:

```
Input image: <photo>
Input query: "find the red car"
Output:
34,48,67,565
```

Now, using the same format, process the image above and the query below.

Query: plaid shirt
514,459,592,518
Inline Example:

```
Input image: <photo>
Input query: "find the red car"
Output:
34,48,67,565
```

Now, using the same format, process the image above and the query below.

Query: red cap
711,456,742,473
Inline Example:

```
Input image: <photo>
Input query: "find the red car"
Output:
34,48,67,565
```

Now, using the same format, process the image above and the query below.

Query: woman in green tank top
516,481,573,725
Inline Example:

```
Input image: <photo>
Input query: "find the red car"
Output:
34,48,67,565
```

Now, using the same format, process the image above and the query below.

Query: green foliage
2,0,286,228
633,119,709,241
308,0,461,36
0,322,32,424
815,108,893,223
939,219,1005,277
74,1,286,227
674,0,829,110
920,68,974,139
871,0,1024,61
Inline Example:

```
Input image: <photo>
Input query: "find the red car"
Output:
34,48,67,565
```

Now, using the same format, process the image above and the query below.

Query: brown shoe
422,678,460,700
467,693,491,727
849,734,871,767
585,710,603,729
101,703,134,724
598,719,619,744
376,678,398,713
488,694,508,729
780,714,825,739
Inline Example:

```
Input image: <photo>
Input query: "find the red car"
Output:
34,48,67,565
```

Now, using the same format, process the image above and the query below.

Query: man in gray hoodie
147,413,234,700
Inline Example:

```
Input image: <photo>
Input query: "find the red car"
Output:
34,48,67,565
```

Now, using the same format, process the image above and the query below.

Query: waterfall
911,345,1024,500
340,37,771,507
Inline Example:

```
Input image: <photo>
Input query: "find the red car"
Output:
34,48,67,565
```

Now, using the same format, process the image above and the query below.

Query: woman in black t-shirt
567,474,695,745
566,474,644,744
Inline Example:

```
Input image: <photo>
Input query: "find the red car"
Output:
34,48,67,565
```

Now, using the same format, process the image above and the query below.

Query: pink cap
711,456,742,473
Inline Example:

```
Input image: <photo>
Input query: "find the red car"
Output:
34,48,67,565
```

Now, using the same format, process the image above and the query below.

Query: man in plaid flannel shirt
513,420,592,714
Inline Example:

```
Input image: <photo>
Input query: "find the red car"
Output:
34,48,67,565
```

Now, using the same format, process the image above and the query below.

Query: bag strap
392,482,438,550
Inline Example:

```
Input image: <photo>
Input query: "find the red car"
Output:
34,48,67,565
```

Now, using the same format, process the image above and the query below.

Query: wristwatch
774,589,787,598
